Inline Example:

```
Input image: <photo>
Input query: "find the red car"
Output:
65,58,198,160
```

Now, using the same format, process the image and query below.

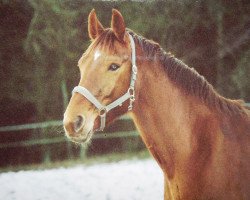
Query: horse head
63,9,136,143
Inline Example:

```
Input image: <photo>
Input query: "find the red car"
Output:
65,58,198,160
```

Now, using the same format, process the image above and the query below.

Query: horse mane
93,28,248,117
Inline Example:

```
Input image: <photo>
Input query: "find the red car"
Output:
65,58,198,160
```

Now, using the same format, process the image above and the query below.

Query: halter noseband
72,34,137,131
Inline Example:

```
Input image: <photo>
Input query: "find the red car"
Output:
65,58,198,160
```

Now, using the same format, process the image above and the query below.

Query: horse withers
63,9,250,200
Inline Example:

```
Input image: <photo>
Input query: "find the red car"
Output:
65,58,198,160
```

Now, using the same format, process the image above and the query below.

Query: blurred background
0,0,249,170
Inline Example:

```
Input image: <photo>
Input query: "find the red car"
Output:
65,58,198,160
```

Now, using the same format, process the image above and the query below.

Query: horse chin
68,129,93,144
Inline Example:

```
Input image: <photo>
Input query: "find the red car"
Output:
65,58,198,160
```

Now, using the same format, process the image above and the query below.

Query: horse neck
130,49,216,178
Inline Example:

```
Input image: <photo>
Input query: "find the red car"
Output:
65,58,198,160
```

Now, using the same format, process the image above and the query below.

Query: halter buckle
132,65,137,74
97,107,107,132
128,87,135,111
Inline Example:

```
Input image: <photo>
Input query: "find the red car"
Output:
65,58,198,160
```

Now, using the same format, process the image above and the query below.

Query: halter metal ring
99,107,107,117
128,88,135,96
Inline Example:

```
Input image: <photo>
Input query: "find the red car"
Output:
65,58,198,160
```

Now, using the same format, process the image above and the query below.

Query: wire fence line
0,116,138,149
0,116,131,133
0,120,63,133
0,116,139,166
0,131,139,149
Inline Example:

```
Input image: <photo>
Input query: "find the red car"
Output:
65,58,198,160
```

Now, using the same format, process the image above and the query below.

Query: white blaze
94,51,101,61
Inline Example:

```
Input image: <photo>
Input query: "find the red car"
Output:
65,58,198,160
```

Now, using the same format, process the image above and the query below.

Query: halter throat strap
72,34,137,131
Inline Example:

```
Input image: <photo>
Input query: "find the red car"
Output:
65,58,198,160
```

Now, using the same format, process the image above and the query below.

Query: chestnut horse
63,9,250,200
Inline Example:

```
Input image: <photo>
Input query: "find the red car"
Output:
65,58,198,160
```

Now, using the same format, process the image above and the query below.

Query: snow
0,159,164,200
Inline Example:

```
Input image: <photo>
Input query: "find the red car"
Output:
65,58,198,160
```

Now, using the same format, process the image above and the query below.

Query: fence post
80,144,87,160
61,79,69,111
66,142,74,159
43,146,51,164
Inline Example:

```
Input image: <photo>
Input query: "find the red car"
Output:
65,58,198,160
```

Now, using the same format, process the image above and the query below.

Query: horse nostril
74,115,85,133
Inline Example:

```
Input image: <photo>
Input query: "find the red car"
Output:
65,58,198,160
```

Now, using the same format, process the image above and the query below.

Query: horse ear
111,9,126,42
88,9,104,40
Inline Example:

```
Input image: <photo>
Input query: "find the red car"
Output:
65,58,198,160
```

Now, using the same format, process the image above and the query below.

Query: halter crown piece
72,33,137,131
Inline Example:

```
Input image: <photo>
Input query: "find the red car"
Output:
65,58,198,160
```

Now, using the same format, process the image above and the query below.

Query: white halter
72,34,137,131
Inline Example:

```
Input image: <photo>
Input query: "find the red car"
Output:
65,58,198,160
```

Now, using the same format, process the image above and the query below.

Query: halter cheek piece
72,34,137,131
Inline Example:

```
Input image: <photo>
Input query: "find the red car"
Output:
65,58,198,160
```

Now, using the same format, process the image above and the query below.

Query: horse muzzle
63,114,94,143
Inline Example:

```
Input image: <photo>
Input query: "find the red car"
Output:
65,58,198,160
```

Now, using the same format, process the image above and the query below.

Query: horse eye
108,64,120,71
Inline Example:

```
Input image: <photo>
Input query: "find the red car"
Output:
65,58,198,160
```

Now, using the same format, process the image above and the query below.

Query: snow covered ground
0,159,163,200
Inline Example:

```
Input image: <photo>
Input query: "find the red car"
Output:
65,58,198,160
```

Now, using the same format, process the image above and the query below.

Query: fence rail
0,116,138,150
0,131,138,149
0,120,63,133
0,116,131,133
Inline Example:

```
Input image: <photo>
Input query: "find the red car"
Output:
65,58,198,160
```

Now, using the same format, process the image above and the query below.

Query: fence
0,103,249,167
0,117,138,148
0,116,141,166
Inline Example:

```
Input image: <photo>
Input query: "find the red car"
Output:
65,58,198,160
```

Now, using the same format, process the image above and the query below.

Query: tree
25,0,80,120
